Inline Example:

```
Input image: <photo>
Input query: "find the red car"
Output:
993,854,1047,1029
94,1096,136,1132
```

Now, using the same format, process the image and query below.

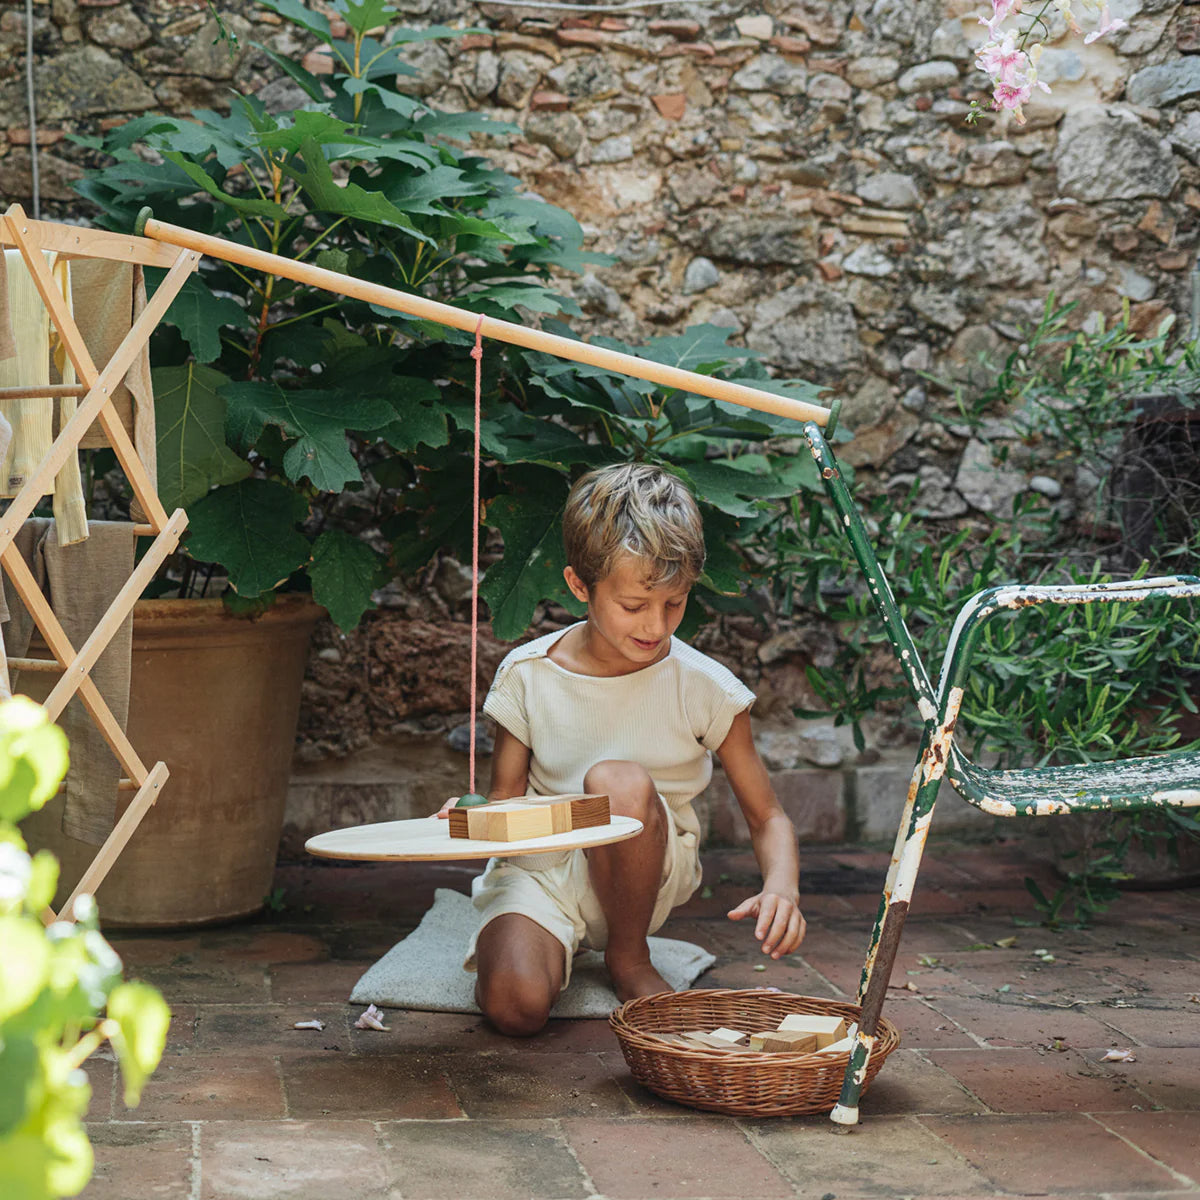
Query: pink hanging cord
468,315,485,795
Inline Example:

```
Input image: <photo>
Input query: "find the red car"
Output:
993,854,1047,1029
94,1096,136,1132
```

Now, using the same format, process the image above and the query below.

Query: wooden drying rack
0,201,833,922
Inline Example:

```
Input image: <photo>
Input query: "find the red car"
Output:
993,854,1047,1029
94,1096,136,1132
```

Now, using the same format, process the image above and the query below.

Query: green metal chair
801,421,1200,1127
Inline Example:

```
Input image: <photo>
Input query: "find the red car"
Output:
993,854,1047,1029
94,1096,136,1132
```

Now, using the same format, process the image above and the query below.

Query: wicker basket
610,989,901,1117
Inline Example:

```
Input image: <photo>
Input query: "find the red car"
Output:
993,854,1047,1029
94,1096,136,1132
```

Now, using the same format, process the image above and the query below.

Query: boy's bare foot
606,951,672,1003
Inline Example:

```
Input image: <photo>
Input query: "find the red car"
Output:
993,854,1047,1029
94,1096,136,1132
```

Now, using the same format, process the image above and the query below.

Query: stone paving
83,835,1200,1199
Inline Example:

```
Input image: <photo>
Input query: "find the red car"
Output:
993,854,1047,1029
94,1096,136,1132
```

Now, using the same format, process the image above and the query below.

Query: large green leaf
379,379,448,452
161,153,287,219
256,111,368,155
673,459,787,519
185,480,311,595
480,478,571,639
222,381,395,491
308,529,384,631
255,0,331,41
154,274,252,364
154,365,251,512
282,138,433,242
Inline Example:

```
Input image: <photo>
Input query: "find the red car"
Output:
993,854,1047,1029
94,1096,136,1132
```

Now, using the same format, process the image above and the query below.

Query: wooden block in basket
750,1029,818,1053
777,1013,848,1048
447,794,610,841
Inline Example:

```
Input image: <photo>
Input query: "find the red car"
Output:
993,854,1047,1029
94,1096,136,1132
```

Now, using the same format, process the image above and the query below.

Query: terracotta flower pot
22,595,322,927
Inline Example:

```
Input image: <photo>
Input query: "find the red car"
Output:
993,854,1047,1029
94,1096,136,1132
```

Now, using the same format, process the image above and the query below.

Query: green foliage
0,698,169,1200
766,301,1200,925
76,0,822,637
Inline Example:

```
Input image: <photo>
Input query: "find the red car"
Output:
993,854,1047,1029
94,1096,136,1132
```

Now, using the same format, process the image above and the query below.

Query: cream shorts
464,794,702,987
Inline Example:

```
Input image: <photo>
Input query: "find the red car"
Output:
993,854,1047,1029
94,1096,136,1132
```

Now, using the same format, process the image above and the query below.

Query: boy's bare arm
716,711,807,957
487,726,531,800
435,726,531,816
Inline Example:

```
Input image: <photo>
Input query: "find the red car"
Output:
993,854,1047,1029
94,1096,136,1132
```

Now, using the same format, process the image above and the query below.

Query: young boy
440,462,805,1036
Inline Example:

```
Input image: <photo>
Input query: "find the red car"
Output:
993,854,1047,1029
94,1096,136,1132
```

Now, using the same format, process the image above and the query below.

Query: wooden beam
42,508,188,721
0,231,198,555
141,216,832,428
0,212,182,269
51,761,169,924
0,546,149,785
5,211,178,534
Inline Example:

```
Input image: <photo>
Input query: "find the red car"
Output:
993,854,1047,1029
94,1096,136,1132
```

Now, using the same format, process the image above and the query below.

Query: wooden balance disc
305,814,644,862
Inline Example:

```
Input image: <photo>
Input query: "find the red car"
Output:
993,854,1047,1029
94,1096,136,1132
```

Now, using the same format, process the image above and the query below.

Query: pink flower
1083,5,1127,42
993,78,1033,122
981,0,1023,32
976,33,1027,83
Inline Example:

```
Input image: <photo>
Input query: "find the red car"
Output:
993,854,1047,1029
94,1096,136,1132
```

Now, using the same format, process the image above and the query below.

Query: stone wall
3,0,1197,844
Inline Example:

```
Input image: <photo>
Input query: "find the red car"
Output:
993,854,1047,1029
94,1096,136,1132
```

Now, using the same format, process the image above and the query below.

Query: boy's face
564,554,691,669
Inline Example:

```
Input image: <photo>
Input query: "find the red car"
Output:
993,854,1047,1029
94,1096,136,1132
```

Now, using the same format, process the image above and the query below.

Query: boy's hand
728,891,807,959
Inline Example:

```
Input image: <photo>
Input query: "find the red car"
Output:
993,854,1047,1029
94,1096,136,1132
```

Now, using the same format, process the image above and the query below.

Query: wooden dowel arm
139,215,832,428
0,384,89,400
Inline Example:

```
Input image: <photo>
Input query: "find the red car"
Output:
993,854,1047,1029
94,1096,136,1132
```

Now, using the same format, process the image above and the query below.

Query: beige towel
64,259,157,522
0,250,13,362
0,519,135,844
50,257,88,546
0,248,55,499
0,249,90,540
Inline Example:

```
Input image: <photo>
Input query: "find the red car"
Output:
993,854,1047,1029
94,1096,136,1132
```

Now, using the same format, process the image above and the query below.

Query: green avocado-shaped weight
455,792,489,808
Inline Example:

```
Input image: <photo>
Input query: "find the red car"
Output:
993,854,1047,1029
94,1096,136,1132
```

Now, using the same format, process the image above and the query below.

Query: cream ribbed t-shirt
482,624,756,842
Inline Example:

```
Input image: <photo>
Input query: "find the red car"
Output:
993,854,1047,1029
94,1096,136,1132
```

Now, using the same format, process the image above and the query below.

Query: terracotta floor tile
131,959,271,1006
82,1056,114,1122
442,1050,635,1118
134,1055,285,1121
1089,1046,1200,1110
929,995,1124,1050
379,1119,590,1198
858,1049,981,1117
919,1112,1181,1193
218,930,330,964
564,1116,792,1198
1094,1110,1200,1183
1096,1004,1200,1048
280,1051,462,1119
747,1112,992,1196
188,1004,350,1054
268,958,368,1004
200,1120,389,1200
84,1122,193,1199
927,1048,1144,1113
883,998,978,1050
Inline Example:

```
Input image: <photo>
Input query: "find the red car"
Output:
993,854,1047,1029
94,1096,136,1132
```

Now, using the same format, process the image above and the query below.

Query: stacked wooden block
661,1013,855,1055
447,794,610,842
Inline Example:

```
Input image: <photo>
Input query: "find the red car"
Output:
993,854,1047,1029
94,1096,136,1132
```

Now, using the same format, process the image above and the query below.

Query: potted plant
37,0,823,925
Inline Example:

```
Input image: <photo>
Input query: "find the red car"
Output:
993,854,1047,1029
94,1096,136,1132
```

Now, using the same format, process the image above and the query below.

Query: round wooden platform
304,815,645,862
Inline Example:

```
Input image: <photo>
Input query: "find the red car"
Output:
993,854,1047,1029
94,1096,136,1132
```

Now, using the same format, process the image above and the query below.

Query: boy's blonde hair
562,463,705,590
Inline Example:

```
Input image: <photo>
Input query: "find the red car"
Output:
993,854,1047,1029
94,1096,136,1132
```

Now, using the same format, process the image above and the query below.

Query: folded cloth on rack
0,250,13,362
65,259,157,522
0,519,136,844
0,248,54,499
50,257,87,546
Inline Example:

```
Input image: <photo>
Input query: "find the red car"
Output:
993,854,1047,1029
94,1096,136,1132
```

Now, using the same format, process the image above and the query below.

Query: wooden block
472,802,556,842
680,1030,751,1051
750,1029,819,1053
446,794,610,841
814,1035,856,1055
523,793,610,829
777,1013,848,1048
708,1027,750,1045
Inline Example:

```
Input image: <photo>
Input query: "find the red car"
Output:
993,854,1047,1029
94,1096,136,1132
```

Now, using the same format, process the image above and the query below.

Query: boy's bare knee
585,760,660,823
476,973,553,1037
